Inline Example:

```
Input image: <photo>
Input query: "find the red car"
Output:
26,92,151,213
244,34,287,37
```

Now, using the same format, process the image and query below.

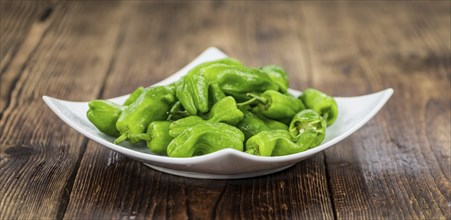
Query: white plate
43,47,393,179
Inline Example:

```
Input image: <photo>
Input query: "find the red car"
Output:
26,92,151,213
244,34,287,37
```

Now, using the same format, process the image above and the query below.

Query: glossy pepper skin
114,86,176,144
245,130,307,156
87,100,123,137
260,65,289,93
169,116,205,138
299,89,338,126
128,121,172,156
169,97,244,137
207,96,244,126
250,90,305,121
236,111,270,140
176,58,242,115
123,87,145,106
202,64,279,97
255,112,289,131
289,109,326,149
167,122,244,157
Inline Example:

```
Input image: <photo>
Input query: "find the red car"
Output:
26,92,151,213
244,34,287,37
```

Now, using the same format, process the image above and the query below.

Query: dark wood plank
301,1,450,219
0,1,129,219
0,0,57,114
63,2,334,219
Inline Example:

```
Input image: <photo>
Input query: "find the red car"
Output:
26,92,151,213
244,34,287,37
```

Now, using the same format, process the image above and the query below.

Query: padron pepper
245,130,308,156
255,112,289,131
114,85,176,144
206,96,244,125
167,122,244,157
260,65,289,93
128,121,173,156
86,100,124,137
248,90,305,121
202,64,279,98
299,88,338,126
169,96,244,137
289,109,326,149
176,58,242,115
236,111,270,140
123,86,145,106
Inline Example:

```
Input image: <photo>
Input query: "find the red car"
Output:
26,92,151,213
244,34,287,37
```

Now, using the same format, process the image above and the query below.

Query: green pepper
123,86,145,106
176,58,242,115
169,116,205,138
128,121,172,156
299,88,338,126
248,90,305,121
167,122,244,157
169,97,244,137
202,64,279,97
167,101,190,121
289,109,326,149
254,112,289,131
207,96,244,126
86,100,123,137
114,86,176,144
245,130,307,156
260,65,289,93
236,111,270,140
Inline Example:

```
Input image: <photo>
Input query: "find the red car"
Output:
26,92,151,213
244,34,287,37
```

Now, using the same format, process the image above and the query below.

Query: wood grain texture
301,1,450,219
0,1,449,219
63,2,334,219
0,1,128,219
0,0,56,114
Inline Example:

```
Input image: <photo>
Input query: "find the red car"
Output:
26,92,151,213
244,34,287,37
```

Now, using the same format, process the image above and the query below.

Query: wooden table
1,1,449,219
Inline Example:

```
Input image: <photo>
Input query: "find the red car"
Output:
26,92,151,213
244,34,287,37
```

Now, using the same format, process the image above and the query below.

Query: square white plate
43,47,393,179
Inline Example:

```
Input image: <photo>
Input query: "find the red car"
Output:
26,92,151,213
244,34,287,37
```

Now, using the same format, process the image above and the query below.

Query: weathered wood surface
0,1,449,219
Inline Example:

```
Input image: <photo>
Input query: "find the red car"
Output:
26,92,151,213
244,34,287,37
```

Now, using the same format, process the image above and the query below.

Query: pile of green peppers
86,58,338,158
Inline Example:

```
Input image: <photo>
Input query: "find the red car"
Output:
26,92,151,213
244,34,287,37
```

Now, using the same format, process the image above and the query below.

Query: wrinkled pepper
169,96,244,137
123,86,145,106
299,88,338,126
245,130,308,156
207,96,244,125
289,109,326,149
254,112,289,131
260,65,289,93
176,58,242,115
128,121,172,156
87,100,124,137
236,111,270,140
167,122,244,157
248,90,305,121
202,64,279,96
114,85,176,144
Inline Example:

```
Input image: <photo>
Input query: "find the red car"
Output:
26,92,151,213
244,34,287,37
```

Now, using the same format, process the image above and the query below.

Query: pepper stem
237,97,258,107
114,133,127,144
247,93,268,104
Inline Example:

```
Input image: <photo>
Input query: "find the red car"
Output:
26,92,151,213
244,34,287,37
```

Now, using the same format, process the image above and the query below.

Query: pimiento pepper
202,64,279,97
169,116,205,138
86,100,123,137
245,130,308,156
248,90,305,121
260,65,289,93
299,88,338,126
176,58,242,115
169,96,244,137
123,86,145,106
128,121,172,156
114,85,176,144
254,112,289,131
167,122,244,157
207,96,244,126
236,111,270,140
289,109,326,149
